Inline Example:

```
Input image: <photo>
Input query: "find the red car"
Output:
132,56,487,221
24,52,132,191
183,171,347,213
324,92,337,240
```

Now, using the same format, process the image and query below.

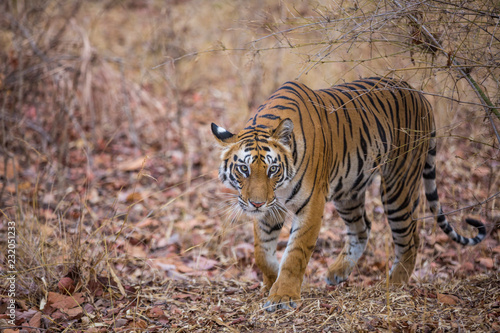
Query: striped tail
423,133,486,245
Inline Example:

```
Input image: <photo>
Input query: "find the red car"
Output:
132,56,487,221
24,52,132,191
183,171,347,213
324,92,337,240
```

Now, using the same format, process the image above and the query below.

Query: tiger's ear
272,118,294,146
211,123,238,146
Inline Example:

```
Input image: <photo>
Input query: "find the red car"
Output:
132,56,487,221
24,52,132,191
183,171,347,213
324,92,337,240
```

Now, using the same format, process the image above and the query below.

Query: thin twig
414,190,500,222
430,0,500,19
118,58,141,149
5,13,50,63
391,0,500,147
0,326,46,331
0,113,52,143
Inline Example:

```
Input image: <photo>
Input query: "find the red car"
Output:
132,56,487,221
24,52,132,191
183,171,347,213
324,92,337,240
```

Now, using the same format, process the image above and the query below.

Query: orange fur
212,77,486,312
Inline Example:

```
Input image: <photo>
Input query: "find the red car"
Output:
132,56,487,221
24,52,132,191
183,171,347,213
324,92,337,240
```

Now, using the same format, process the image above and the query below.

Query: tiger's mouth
241,204,268,214
238,198,270,216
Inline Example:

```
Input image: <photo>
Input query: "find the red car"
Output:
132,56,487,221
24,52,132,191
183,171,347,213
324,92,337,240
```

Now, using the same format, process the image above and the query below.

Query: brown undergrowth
0,1,498,332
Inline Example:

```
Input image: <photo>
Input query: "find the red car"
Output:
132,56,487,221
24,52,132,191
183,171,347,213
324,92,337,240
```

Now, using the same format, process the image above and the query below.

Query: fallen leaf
108,263,126,297
5,184,16,193
190,256,218,270
437,293,459,305
84,303,95,315
61,306,83,318
435,234,451,244
146,306,164,318
88,276,107,296
212,316,232,330
224,287,239,295
478,257,494,269
173,293,192,300
18,181,31,191
51,309,66,320
440,249,456,258
234,243,254,259
39,296,47,311
126,244,147,258
156,257,194,273
58,277,75,294
48,292,84,309
42,208,57,220
117,157,148,171
229,316,246,325
320,303,333,309
114,318,129,327
127,318,148,329
372,260,387,270
459,262,474,271
474,166,490,175
17,299,28,311
126,192,143,203
248,282,260,290
0,158,18,179
135,218,159,228
16,309,38,321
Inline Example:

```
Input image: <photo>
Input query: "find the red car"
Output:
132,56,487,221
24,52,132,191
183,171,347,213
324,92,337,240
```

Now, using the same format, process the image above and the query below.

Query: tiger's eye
269,165,279,175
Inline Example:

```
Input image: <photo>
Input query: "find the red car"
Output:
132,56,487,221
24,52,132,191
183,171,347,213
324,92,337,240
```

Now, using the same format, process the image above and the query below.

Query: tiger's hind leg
381,178,422,285
326,195,371,285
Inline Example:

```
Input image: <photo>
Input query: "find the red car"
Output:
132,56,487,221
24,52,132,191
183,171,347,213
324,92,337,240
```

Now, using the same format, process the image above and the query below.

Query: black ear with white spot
271,118,294,146
211,123,237,145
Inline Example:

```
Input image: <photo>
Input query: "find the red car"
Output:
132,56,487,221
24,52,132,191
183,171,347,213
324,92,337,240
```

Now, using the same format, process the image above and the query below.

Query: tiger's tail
423,133,486,245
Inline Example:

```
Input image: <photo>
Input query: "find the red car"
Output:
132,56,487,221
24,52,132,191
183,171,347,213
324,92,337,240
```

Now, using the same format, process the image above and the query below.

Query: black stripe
423,168,436,179
425,189,439,202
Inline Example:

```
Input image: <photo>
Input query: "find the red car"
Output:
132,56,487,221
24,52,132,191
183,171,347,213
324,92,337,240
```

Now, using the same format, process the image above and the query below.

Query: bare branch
414,191,500,221
391,0,500,147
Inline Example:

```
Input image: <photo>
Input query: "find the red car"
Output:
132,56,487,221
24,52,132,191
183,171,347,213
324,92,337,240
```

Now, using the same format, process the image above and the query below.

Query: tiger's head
211,119,295,218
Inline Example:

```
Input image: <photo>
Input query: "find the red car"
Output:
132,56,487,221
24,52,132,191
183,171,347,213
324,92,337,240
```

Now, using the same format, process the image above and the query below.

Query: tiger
211,77,486,312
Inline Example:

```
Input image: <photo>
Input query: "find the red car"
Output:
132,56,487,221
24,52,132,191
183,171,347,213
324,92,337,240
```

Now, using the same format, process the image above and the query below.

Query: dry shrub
0,0,178,303
0,1,498,331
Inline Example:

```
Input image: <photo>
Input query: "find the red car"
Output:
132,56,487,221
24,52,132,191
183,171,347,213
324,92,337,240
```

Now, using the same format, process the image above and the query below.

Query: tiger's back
248,77,434,205
211,77,485,312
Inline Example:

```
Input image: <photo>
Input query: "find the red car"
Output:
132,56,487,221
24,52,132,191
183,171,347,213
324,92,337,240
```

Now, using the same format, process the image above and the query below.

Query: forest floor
1,83,498,332
0,1,499,332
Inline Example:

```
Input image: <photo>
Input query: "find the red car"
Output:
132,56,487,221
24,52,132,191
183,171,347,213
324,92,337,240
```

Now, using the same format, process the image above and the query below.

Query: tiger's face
211,119,295,218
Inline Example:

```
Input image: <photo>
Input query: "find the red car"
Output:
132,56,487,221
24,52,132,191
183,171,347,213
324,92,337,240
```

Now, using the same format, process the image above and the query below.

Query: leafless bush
0,1,176,204
249,0,499,128
0,0,177,301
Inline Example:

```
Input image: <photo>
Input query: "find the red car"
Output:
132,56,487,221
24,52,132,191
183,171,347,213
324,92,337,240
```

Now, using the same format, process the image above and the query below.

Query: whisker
217,198,237,213
216,193,239,198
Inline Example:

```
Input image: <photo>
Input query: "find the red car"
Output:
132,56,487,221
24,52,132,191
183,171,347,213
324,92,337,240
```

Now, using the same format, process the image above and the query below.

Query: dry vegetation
0,0,499,332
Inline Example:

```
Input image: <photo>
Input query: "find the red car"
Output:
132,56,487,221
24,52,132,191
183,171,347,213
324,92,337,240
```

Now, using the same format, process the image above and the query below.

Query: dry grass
48,274,496,332
0,0,498,332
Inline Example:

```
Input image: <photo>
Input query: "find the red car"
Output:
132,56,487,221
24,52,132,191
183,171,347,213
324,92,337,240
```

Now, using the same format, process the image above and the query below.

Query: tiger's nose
249,201,265,208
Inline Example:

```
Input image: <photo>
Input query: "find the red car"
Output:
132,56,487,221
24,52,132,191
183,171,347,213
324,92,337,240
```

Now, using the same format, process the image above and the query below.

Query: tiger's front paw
263,277,302,312
263,294,298,312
